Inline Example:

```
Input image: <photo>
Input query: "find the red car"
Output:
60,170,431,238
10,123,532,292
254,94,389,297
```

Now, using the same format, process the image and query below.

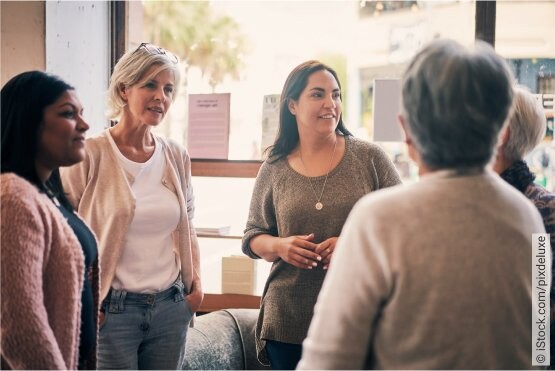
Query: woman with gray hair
298,39,545,369
61,43,202,369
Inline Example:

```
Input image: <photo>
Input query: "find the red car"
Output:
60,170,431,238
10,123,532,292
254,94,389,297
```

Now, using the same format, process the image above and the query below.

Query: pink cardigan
0,173,99,370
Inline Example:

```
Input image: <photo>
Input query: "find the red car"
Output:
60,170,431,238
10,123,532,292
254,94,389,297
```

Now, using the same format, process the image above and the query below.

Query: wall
1,2,109,135
45,1,110,135
0,1,45,85
496,1,555,59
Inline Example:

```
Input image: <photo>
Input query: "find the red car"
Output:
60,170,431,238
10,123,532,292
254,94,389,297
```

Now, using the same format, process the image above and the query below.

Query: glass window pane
197,236,272,295
135,1,474,168
130,1,485,293
191,176,254,236
192,176,272,295
496,1,555,190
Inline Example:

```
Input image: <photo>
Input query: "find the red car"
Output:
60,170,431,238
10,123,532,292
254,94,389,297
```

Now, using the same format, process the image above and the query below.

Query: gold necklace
299,138,338,211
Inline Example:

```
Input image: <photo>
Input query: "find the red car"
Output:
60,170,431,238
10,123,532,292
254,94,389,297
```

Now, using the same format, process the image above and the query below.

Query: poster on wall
261,94,280,158
188,93,231,159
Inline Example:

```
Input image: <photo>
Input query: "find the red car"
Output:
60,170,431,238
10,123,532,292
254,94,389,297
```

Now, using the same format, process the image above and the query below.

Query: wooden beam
475,1,496,47
191,159,262,178
198,293,261,313
110,1,126,73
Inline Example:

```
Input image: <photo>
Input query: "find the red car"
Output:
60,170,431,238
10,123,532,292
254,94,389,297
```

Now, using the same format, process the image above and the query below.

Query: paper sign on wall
373,79,403,142
188,93,230,159
261,94,280,157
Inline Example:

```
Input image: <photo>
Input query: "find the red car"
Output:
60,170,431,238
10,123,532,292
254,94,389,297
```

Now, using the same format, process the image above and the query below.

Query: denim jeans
98,279,193,370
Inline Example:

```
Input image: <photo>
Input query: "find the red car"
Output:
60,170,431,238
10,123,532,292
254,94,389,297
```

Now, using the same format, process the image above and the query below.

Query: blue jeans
265,340,302,370
98,280,193,370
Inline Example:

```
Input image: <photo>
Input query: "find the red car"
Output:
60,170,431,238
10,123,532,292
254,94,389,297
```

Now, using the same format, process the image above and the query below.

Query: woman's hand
185,275,204,314
314,237,338,270
275,233,321,269
98,310,106,327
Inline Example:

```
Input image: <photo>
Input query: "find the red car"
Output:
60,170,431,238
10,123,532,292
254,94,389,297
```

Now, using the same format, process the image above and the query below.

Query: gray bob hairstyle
401,39,514,169
503,86,546,161
106,44,180,120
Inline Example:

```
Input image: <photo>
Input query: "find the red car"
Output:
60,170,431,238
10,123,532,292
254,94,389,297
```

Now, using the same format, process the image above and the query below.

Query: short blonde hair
106,44,180,120
503,86,546,161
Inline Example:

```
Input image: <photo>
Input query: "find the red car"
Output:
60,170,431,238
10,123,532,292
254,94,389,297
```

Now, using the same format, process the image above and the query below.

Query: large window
123,1,555,294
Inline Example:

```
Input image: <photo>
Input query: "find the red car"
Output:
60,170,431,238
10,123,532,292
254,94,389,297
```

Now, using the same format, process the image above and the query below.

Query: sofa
181,308,271,370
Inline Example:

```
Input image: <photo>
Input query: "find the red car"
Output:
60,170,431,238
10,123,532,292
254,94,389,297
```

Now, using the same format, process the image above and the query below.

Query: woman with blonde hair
61,43,202,369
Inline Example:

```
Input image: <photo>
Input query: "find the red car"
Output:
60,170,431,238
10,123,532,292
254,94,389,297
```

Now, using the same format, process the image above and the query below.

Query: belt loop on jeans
108,288,127,313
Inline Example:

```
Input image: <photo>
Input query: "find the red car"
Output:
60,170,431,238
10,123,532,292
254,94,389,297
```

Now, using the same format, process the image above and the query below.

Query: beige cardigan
1,173,98,370
61,130,197,301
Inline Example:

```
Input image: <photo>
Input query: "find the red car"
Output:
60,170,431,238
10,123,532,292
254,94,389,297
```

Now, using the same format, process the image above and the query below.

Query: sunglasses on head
134,42,179,64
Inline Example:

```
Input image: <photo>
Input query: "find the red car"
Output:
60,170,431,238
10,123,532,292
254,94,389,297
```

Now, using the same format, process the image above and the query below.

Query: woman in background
61,43,202,369
493,85,555,364
494,86,554,248
242,60,401,369
1,71,98,369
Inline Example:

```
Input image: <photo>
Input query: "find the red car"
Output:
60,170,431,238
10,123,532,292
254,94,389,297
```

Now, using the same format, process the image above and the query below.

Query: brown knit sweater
242,135,401,363
1,173,99,370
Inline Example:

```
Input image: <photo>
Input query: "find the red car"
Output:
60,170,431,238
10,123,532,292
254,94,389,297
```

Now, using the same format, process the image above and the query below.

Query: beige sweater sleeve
298,198,390,369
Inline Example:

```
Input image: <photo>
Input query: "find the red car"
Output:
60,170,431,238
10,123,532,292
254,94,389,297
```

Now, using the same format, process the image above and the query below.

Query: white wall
45,1,110,136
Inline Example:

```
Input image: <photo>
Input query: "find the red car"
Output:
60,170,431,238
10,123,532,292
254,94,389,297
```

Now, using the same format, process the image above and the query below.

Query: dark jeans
265,340,302,370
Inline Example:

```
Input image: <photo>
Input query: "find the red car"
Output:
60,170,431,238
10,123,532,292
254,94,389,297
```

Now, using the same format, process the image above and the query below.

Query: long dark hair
1,70,75,210
266,60,352,162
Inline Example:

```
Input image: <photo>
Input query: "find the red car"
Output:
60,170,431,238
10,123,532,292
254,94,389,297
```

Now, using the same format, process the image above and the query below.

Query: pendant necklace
299,138,338,211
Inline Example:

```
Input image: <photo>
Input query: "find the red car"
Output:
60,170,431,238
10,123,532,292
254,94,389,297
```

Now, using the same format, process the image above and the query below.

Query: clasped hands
276,233,338,270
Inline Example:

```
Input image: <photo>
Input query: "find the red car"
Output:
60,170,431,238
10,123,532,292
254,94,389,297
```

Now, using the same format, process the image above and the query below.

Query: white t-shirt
107,132,180,293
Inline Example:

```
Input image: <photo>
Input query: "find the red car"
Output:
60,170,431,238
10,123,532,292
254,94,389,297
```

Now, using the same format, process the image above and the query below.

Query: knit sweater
1,173,99,370
298,169,545,370
242,135,401,363
60,129,197,300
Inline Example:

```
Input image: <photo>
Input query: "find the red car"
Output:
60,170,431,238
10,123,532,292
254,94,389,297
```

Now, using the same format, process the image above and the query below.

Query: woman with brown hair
242,60,401,369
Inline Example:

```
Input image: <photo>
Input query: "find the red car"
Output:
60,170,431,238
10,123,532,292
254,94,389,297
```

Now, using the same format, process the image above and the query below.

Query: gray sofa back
182,308,271,370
